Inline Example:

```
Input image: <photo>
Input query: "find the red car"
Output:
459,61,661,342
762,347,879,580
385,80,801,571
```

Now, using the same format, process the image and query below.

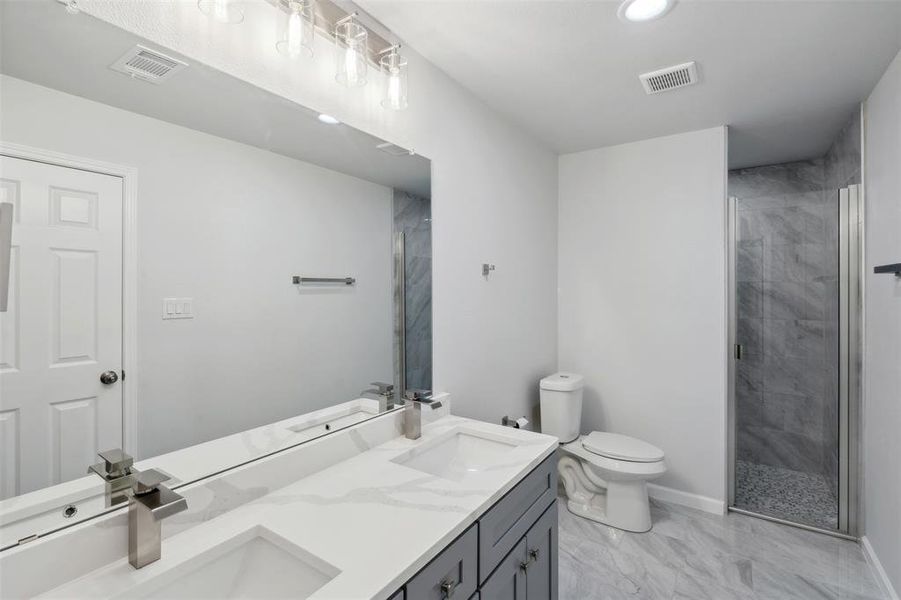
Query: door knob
100,370,119,385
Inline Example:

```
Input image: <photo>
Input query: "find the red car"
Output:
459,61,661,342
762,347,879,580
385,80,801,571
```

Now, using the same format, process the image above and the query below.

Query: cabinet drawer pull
440,577,457,598
519,547,540,572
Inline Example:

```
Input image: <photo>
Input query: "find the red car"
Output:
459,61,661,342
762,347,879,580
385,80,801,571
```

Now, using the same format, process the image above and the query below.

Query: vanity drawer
478,453,557,583
405,524,478,600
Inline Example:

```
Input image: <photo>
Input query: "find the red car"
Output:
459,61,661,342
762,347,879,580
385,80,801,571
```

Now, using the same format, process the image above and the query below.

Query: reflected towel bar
873,263,901,276
292,276,356,285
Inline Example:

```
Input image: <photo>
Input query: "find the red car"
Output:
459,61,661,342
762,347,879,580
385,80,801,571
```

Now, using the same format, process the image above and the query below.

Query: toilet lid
582,432,664,463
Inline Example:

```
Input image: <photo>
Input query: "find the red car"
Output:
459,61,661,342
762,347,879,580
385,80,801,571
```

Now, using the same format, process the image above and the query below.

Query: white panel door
0,155,123,499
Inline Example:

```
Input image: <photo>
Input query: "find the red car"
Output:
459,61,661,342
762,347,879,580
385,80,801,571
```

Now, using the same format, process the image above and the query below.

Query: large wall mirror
0,0,431,549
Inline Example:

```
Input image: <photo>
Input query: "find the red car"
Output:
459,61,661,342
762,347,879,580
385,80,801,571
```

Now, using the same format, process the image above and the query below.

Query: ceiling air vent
376,142,414,157
639,61,699,95
110,45,187,84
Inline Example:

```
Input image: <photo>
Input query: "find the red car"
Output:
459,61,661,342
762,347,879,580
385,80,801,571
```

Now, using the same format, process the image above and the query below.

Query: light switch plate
162,297,194,320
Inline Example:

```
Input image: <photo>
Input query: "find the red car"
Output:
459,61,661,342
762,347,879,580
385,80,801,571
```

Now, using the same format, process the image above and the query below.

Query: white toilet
540,372,666,533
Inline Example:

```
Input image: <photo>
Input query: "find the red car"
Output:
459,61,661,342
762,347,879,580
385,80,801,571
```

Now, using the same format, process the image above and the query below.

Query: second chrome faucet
89,449,187,569
404,390,442,440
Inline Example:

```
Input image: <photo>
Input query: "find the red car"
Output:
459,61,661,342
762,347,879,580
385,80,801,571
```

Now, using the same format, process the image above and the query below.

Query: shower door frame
726,186,863,539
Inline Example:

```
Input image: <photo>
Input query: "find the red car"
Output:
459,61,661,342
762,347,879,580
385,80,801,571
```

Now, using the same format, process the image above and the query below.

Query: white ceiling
0,0,431,197
360,0,901,168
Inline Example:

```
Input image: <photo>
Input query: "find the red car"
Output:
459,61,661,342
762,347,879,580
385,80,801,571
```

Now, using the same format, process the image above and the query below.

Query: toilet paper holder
501,415,529,430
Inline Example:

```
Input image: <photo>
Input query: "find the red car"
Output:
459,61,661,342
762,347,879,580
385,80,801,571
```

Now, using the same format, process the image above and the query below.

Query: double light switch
162,297,194,320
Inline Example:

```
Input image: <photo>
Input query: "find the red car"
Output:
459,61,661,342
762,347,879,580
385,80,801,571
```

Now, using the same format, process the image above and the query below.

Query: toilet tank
539,372,584,444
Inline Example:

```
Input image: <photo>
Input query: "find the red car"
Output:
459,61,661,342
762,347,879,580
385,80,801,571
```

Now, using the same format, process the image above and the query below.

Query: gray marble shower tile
772,393,823,439
737,389,763,427
804,243,836,282
760,207,807,245
737,318,763,358
737,360,763,394
763,280,828,320
764,318,825,361
737,195,785,211
737,209,765,242
764,243,805,282
763,356,825,398
737,240,763,282
738,281,764,318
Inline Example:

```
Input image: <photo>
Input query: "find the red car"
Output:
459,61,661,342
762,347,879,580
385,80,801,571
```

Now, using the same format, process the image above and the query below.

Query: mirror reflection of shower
394,190,432,393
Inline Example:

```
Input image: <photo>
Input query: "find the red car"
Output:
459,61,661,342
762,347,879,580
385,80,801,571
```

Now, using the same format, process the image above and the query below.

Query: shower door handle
734,344,743,360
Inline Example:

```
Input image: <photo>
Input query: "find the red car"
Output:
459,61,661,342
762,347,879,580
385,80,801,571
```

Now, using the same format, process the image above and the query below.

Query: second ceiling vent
639,61,699,95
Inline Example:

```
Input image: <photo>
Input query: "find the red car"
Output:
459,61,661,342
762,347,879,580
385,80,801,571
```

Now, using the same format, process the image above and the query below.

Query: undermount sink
287,403,380,437
120,527,339,600
392,431,518,481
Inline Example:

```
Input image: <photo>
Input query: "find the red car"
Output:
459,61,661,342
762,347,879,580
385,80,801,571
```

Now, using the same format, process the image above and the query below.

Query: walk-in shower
727,111,862,536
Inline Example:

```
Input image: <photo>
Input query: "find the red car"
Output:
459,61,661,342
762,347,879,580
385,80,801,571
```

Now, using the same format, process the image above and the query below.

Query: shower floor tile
734,460,838,530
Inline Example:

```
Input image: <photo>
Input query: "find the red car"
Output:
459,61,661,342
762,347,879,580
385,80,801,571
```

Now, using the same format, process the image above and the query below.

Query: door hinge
121,369,126,381
734,344,743,360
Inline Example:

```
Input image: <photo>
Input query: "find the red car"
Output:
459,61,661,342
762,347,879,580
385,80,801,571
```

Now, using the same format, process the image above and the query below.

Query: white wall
1,75,394,458
558,127,728,504
76,0,559,426
863,49,901,597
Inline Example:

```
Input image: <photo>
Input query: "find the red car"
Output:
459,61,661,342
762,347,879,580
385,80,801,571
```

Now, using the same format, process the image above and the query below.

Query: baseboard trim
646,483,725,515
862,536,900,600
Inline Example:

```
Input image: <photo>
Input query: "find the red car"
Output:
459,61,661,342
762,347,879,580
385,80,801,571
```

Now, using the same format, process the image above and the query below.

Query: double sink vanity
0,401,559,599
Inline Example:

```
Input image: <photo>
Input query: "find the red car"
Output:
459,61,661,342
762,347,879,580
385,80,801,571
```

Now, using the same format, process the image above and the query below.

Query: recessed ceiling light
317,114,340,125
618,0,675,23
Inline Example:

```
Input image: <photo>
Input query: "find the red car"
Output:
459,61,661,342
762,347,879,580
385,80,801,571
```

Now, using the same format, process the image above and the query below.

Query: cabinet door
405,525,478,600
523,502,558,600
480,539,526,600
479,455,557,583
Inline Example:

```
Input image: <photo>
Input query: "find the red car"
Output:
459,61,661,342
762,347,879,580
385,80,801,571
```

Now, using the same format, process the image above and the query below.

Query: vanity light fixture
379,45,408,111
318,113,340,124
198,0,244,24
276,0,315,59
334,13,368,87
617,0,675,22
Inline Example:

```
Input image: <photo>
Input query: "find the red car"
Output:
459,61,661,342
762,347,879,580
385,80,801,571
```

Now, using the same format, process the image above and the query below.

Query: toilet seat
582,432,664,463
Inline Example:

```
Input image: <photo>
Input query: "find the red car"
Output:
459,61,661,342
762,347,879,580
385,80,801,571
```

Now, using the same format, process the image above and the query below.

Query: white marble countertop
38,415,558,600
0,398,387,548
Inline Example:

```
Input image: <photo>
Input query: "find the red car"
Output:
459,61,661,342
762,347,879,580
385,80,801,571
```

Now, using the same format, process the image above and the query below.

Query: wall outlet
162,297,194,320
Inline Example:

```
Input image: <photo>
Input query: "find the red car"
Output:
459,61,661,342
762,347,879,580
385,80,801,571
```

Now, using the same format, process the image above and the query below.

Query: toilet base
564,482,653,533
559,455,655,533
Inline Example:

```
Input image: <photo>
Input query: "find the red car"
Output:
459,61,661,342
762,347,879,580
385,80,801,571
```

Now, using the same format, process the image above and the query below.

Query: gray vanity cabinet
404,525,478,600
522,502,558,600
479,539,527,600
396,454,558,600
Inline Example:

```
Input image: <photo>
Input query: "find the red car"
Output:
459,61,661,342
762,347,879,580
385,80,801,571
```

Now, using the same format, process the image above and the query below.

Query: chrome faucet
362,381,395,412
88,448,136,507
128,469,187,569
404,389,442,440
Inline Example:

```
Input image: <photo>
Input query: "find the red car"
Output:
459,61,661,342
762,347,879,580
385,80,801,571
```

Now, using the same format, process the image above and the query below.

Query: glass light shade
380,49,408,110
198,0,244,24
276,0,314,59
617,0,674,22
334,19,368,87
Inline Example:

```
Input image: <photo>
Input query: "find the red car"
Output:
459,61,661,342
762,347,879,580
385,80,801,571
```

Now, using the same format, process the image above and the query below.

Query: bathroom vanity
393,451,558,600
0,408,559,599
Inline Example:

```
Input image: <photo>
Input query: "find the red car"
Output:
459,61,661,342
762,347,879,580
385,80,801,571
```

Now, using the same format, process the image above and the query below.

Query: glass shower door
728,185,860,535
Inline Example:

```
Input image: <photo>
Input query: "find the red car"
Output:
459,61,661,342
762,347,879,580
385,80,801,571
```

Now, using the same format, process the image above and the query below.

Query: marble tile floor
559,497,883,600
734,460,838,531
